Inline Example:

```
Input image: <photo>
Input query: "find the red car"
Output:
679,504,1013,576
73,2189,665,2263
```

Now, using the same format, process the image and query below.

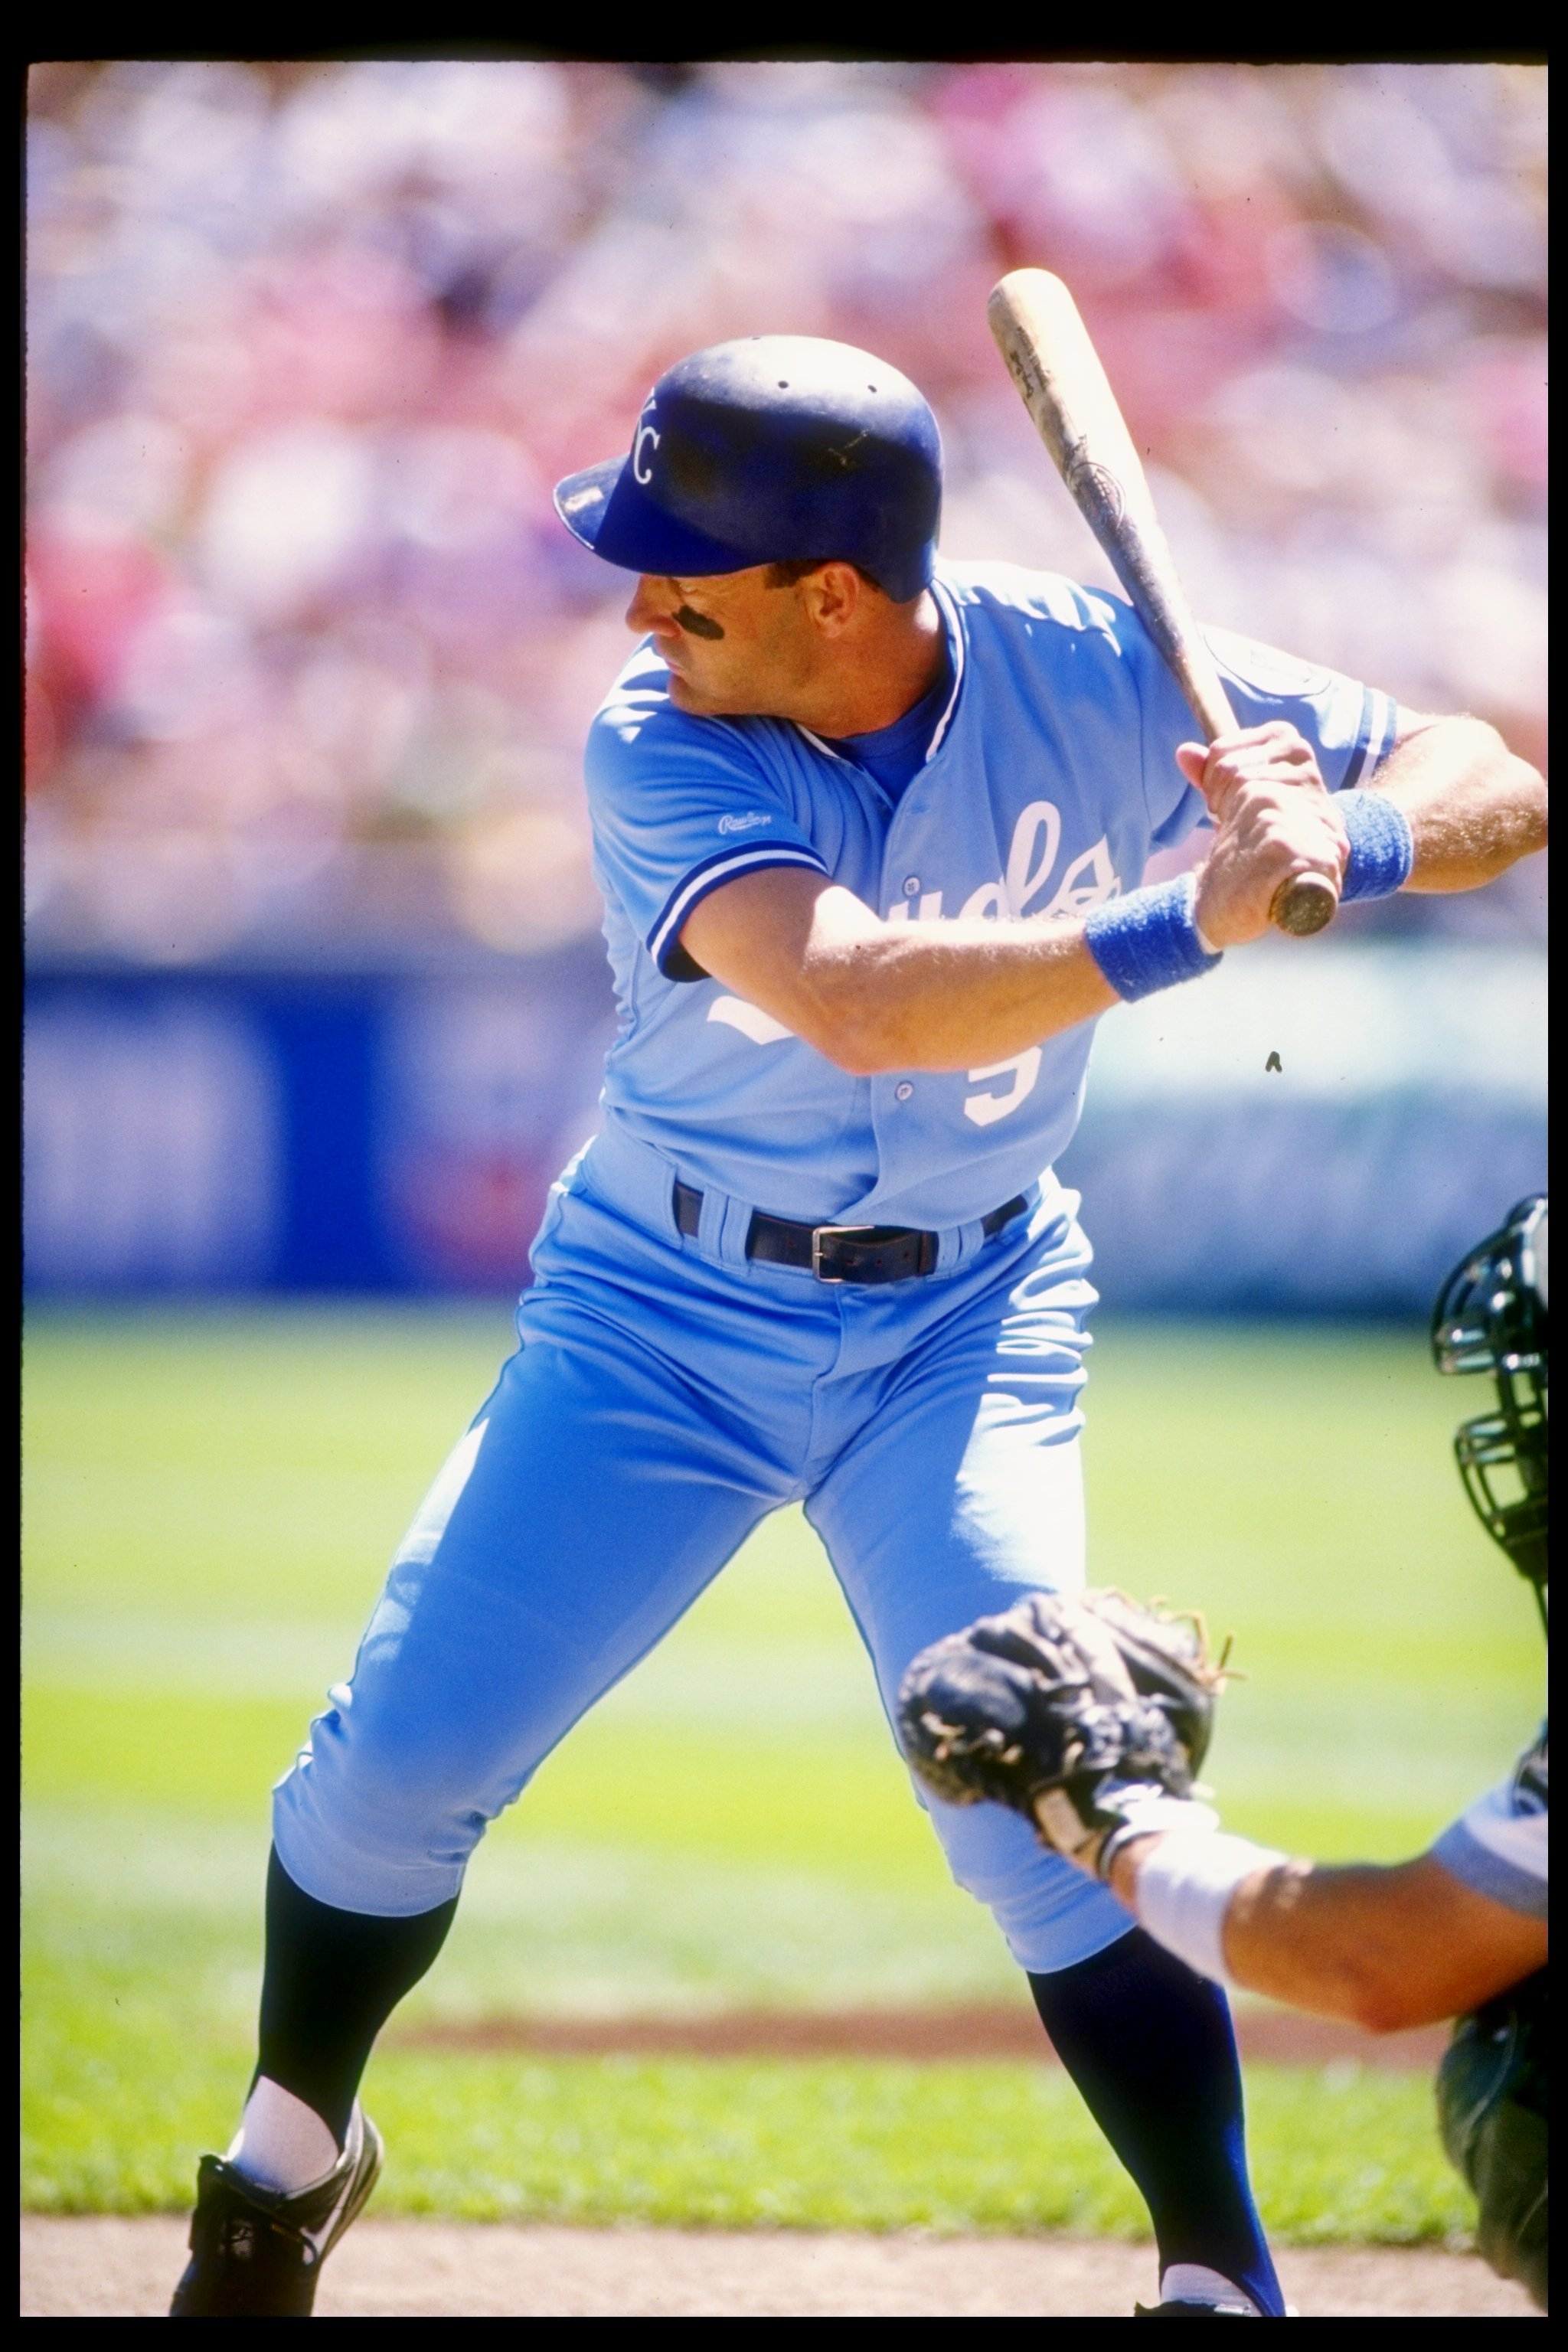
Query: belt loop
711,1187,752,1267
939,1183,1040,1273
936,1217,982,1274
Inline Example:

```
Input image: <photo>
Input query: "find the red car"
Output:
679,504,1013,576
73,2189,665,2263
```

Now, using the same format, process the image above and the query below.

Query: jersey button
902,876,920,897
895,1082,913,1102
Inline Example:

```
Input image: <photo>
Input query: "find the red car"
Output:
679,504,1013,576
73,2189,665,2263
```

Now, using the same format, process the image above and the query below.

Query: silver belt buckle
811,1223,866,1282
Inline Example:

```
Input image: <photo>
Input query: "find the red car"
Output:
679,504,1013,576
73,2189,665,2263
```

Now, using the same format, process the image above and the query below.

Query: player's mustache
674,605,725,640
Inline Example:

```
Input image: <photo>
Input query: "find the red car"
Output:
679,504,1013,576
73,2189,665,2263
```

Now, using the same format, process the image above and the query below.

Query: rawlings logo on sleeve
717,812,773,835
1204,628,1332,698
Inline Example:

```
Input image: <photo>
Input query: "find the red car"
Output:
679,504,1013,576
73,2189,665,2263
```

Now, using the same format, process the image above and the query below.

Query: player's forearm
1109,1836,1547,2032
1371,716,1546,893
685,871,1120,1073
797,916,1117,1072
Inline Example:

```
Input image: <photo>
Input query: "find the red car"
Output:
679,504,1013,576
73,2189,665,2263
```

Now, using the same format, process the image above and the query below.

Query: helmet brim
554,458,760,578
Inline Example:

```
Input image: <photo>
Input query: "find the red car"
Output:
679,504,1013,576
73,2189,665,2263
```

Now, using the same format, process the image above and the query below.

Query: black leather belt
674,1181,1028,1285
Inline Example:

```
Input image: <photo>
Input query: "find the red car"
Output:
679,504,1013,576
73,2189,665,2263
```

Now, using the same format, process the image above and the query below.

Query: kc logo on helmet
633,405,662,485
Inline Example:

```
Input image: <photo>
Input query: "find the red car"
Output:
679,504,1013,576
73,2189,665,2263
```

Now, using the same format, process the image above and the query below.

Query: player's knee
279,1698,517,1868
925,1796,1125,1966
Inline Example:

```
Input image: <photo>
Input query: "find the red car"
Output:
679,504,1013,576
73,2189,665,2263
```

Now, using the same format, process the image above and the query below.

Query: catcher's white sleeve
1133,1820,1288,1989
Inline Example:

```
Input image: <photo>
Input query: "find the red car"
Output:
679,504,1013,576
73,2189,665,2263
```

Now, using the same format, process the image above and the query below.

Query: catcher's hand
896,1590,1227,1877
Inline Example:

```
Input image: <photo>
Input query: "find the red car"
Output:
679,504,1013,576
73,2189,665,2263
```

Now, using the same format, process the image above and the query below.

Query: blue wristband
1083,874,1222,1003
1338,790,1413,902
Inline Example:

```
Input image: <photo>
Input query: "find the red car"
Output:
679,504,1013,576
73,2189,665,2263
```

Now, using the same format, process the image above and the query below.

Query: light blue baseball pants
273,1121,1133,1971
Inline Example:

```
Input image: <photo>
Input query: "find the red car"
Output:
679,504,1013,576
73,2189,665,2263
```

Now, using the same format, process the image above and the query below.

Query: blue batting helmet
553,336,942,603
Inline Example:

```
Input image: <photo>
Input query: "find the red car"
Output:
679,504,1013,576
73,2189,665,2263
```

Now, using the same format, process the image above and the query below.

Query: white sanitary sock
1160,2262,1261,2314
227,2076,343,2196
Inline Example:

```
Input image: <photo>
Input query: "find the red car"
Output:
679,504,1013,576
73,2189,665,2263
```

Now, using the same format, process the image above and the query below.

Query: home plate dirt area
21,2220,1541,2318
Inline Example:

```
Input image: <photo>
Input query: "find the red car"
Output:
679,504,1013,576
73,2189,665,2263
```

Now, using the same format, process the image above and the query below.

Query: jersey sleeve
1135,620,1403,851
584,649,828,982
1430,1725,1549,1919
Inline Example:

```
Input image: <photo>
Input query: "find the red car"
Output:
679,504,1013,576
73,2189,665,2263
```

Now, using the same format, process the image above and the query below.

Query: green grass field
22,1307,1543,2236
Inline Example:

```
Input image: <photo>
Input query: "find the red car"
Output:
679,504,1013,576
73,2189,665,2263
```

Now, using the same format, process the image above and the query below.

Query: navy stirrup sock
256,1847,459,2146
1029,1928,1284,2318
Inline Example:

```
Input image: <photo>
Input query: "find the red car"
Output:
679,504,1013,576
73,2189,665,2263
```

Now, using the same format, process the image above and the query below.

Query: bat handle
1269,873,1339,937
1192,684,1339,939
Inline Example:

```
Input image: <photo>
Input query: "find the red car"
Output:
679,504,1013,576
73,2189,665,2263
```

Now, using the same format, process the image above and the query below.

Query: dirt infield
394,2002,1449,2069
21,2220,1540,2318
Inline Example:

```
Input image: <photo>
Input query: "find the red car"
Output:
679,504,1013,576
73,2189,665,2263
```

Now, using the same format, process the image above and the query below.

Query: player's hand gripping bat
988,269,1338,938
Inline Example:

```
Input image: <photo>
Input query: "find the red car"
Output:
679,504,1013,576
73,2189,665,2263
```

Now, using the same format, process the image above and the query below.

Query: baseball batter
171,337,1548,2318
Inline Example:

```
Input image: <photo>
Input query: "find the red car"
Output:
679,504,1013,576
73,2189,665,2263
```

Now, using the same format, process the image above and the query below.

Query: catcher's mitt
896,1589,1227,1875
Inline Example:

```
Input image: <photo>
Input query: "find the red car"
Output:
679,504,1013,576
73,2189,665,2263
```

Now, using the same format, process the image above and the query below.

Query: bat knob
1271,874,1338,937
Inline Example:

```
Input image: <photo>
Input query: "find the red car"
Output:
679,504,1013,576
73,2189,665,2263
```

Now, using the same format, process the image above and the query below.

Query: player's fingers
1177,742,1252,819
1214,753,1329,817
1202,798,1344,943
1180,731,1325,823
1174,742,1210,792
1269,730,1327,786
1244,805,1345,885
1207,720,1305,759
1199,747,1275,819
1255,717,1312,750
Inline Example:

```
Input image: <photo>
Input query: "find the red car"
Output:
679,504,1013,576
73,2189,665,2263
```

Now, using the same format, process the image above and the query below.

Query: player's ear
802,561,863,637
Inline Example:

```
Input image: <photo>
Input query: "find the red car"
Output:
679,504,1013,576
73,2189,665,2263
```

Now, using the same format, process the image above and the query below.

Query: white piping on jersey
1348,687,1400,787
792,573,965,776
708,995,795,1045
647,841,826,968
1333,684,1400,793
925,576,965,759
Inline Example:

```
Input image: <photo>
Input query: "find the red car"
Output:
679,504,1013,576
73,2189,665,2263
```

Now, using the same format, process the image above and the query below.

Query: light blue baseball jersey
586,559,1400,1229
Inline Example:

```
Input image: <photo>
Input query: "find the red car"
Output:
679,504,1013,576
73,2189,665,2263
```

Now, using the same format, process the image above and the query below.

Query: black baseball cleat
169,2109,383,2316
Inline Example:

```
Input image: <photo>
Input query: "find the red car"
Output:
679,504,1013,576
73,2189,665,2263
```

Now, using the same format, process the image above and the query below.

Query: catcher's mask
1431,1195,1547,1621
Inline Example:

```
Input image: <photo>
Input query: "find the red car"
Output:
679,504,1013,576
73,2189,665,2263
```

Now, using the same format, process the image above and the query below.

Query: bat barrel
988,268,1339,941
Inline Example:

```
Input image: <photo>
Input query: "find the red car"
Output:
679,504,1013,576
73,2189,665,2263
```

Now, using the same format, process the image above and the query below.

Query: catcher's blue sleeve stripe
648,841,828,978
1339,686,1400,792
1431,1818,1549,1920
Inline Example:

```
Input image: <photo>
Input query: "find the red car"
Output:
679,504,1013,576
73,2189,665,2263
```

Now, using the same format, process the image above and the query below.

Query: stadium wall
24,942,1544,1314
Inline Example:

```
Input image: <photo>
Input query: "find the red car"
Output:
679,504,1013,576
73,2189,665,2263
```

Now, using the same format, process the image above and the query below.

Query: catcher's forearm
1111,1834,1547,2032
1374,714,1546,894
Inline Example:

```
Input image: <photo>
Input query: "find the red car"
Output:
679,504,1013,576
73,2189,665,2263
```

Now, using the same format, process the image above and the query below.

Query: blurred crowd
26,59,1547,964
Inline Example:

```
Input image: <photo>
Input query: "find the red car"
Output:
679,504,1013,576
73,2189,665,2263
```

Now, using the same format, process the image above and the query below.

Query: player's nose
626,576,678,638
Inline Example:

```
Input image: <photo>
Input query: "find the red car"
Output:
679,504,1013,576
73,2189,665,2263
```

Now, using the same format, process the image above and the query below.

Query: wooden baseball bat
987,269,1338,939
